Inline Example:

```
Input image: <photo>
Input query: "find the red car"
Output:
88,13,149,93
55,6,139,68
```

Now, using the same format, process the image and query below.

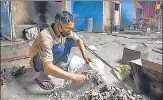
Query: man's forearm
43,62,74,80
77,39,86,58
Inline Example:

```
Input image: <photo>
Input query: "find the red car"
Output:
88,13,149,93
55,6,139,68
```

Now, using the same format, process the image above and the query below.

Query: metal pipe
84,44,114,70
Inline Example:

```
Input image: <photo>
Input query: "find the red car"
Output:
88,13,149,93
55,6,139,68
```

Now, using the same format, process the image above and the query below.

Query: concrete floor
1,31,162,100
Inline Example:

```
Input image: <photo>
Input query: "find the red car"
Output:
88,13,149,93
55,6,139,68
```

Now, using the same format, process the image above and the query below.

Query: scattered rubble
47,64,145,100
1,66,27,85
88,45,98,51
0,36,7,41
23,27,39,40
78,85,146,100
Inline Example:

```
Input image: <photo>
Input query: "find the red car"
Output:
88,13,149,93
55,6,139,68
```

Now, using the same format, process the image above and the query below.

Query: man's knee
52,44,65,64
33,54,44,72
52,44,64,55
65,38,78,47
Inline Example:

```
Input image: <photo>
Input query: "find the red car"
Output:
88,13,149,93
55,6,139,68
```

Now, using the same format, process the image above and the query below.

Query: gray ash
78,85,146,100
47,65,146,100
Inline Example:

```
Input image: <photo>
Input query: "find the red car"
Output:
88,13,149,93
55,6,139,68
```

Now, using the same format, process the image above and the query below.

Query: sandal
35,78,55,90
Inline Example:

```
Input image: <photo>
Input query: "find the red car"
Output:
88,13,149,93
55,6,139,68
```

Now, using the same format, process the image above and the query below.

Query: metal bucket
85,17,93,32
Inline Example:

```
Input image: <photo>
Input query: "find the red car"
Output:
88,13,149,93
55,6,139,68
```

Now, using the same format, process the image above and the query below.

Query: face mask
59,22,71,37
60,31,71,37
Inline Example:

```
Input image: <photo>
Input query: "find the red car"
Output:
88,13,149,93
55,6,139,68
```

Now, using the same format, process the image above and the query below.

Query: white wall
11,1,30,25
65,1,72,13
11,1,65,40
114,10,120,25
103,1,120,32
103,1,112,32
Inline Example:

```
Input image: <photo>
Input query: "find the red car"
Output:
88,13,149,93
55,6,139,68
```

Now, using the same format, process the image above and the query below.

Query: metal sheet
138,1,156,19
1,1,11,40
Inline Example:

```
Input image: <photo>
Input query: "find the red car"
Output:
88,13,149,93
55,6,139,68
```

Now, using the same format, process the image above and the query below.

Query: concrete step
121,31,142,35
1,40,33,62
1,58,31,70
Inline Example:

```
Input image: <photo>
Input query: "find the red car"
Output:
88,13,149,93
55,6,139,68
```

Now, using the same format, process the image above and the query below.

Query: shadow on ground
14,68,53,95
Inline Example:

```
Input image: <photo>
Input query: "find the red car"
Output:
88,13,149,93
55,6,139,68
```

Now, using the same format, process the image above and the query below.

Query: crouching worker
29,11,90,90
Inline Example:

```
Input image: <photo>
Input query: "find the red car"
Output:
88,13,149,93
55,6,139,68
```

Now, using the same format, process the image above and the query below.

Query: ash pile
47,56,146,100
78,85,146,100
47,65,99,100
48,73,145,100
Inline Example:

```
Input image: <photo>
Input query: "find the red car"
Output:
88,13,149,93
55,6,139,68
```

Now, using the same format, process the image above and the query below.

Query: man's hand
71,74,86,83
44,61,86,84
83,54,91,63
